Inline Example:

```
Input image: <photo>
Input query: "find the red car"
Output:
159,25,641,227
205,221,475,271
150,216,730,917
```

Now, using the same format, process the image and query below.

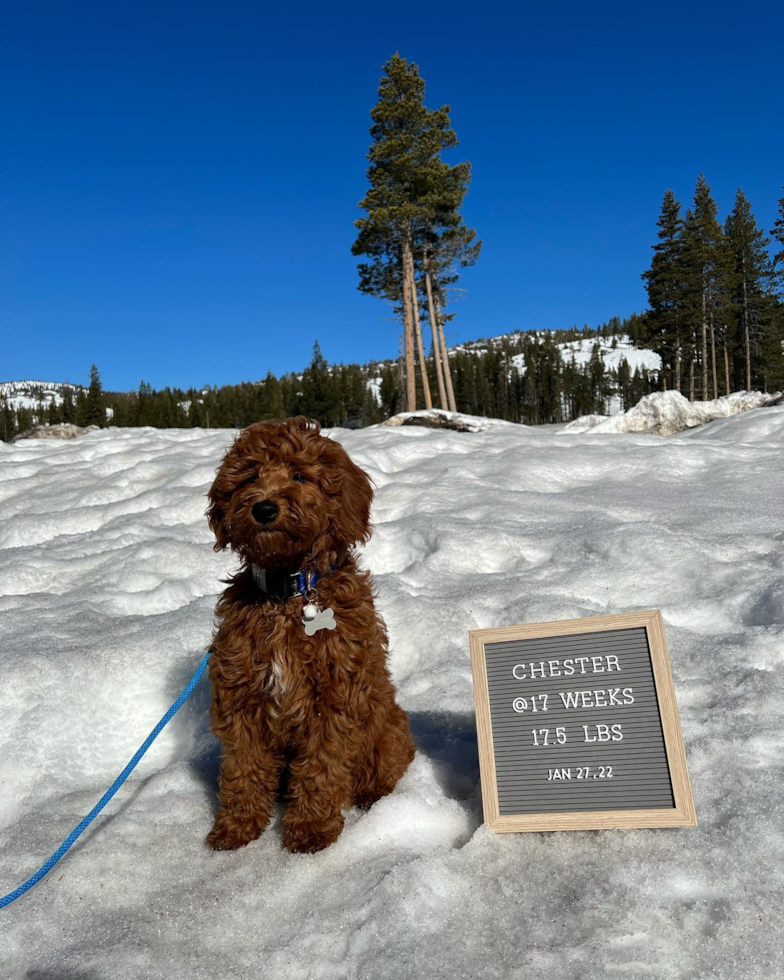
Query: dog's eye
291,473,306,483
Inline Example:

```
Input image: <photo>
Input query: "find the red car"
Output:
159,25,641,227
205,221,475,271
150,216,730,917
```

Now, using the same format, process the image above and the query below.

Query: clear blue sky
2,0,781,392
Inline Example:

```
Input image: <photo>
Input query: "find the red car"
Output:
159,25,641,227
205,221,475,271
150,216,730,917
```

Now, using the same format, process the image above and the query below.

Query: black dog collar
251,565,325,600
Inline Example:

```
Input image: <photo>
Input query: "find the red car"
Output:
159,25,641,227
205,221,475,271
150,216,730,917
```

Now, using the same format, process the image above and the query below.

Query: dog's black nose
252,499,279,525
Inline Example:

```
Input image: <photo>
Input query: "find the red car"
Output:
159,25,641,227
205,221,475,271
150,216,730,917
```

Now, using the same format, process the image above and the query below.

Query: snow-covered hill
509,334,661,376
0,379,84,411
1,411,783,978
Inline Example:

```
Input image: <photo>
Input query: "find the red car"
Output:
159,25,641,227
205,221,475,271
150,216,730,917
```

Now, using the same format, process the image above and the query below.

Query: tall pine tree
725,190,775,391
83,364,105,426
353,54,474,412
682,176,726,399
642,190,686,390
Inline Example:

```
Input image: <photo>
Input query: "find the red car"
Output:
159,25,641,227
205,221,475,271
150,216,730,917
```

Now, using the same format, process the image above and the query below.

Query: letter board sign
469,610,696,832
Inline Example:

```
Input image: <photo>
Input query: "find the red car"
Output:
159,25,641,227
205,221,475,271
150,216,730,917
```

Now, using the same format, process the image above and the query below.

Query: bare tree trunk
435,296,457,412
723,344,730,396
689,360,695,402
710,315,718,400
701,290,709,399
742,257,751,391
405,250,432,409
425,269,447,410
400,238,417,412
675,341,681,392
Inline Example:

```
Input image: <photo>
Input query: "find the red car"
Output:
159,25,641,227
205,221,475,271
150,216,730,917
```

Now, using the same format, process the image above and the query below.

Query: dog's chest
252,623,327,713
264,644,293,706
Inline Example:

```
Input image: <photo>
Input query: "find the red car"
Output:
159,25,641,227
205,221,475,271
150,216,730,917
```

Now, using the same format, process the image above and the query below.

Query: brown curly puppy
205,416,415,854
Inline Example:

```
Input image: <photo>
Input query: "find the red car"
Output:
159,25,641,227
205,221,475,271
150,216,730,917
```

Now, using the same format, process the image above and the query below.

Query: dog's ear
329,448,374,552
206,434,250,551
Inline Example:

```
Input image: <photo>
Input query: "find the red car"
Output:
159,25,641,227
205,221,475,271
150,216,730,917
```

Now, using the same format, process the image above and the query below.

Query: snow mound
382,408,518,432
1,416,784,978
561,413,610,432
581,390,780,436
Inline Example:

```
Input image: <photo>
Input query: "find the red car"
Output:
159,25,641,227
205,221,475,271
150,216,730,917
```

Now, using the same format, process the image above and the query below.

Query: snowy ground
1,409,783,979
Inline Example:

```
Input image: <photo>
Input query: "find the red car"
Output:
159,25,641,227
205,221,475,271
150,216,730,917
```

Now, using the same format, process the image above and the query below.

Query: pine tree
61,387,76,423
772,187,784,287
135,381,156,426
378,363,401,417
768,188,784,390
353,54,474,412
682,177,726,399
299,342,339,425
1,399,15,442
725,189,775,390
259,372,285,419
74,389,88,426
641,190,686,390
83,364,106,426
617,359,632,409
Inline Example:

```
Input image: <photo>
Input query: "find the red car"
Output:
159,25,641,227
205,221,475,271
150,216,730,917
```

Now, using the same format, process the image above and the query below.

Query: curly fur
205,416,415,853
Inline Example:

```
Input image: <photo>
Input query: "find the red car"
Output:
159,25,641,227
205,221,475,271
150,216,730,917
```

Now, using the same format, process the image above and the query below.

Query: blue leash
0,649,212,911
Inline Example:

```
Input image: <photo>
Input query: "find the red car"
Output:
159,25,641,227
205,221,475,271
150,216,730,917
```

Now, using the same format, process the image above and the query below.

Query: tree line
1,317,661,440
641,177,784,396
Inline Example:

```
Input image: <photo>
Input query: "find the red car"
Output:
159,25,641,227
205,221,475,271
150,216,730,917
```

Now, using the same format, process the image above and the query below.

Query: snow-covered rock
382,408,517,432
14,422,99,441
580,390,781,436
1,412,784,977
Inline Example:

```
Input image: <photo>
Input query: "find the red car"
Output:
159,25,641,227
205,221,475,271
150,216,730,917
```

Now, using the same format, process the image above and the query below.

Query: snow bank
580,390,780,436
1,413,784,978
561,413,610,432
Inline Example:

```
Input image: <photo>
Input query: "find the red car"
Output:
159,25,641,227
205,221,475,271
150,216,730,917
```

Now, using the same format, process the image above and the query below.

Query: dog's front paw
206,812,266,851
282,815,344,854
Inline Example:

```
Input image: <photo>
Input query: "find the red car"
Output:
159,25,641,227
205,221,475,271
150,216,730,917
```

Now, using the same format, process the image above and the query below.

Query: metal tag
303,607,337,636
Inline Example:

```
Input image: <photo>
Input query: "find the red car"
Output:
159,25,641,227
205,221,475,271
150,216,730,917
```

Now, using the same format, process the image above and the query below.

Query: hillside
0,380,84,412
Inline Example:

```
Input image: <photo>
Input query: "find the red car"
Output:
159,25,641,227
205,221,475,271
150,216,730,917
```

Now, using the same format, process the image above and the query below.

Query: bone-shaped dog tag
303,607,337,636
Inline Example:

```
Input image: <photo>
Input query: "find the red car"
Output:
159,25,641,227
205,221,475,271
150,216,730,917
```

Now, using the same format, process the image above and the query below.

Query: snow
1,410,784,978
555,336,662,373
0,380,84,412
579,390,781,436
367,376,383,405
510,334,662,378
562,413,610,432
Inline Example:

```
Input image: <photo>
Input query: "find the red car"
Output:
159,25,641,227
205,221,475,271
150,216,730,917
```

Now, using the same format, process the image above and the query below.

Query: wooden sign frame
469,610,697,832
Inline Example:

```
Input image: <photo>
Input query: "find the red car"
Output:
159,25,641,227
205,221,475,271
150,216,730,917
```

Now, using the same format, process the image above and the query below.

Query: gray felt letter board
469,610,696,832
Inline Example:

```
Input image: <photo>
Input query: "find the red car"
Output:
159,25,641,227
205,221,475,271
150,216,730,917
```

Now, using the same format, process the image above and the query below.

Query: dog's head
206,416,373,567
